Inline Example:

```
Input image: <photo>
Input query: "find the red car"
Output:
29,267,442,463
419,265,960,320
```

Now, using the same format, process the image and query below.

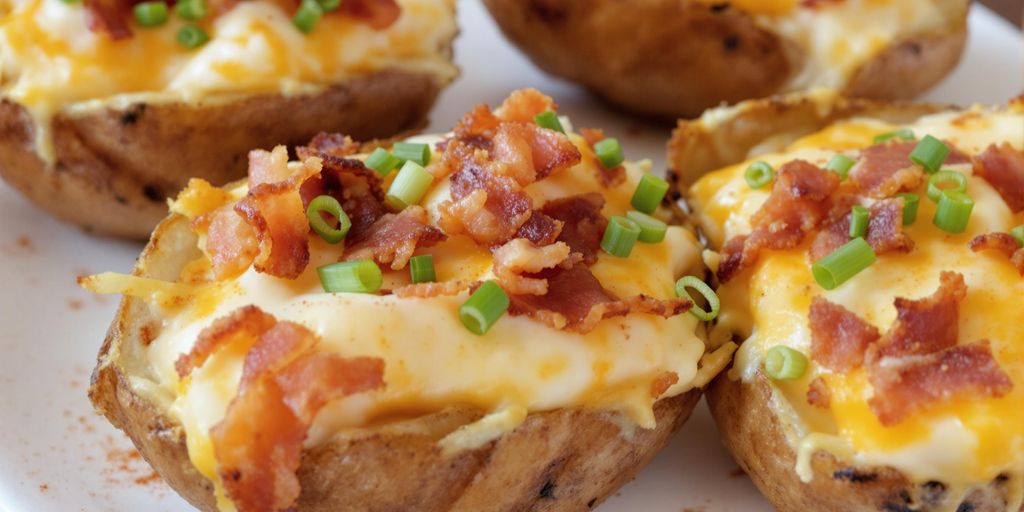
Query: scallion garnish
316,0,341,11
625,211,667,244
812,237,876,290
764,346,808,381
933,190,974,234
601,216,641,258
306,195,351,244
533,111,565,133
1010,225,1024,246
825,154,856,181
895,193,920,226
459,281,509,335
174,0,206,20
674,276,720,321
317,260,382,294
849,205,870,238
744,161,774,189
873,128,915,144
630,173,669,214
909,135,950,174
386,161,433,210
392,142,432,166
594,138,625,169
293,0,323,33
409,254,436,283
364,147,401,176
177,25,209,49
133,1,168,26
927,170,967,202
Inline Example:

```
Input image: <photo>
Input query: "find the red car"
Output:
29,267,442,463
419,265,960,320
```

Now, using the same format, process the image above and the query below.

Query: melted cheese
692,106,1024,505
0,0,457,161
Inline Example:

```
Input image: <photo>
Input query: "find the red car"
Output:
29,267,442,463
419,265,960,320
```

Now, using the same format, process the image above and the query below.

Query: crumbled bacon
809,197,913,262
514,211,563,246
344,206,446,270
492,239,576,295
338,0,402,29
440,155,533,246
299,156,387,244
84,0,132,39
975,143,1024,212
202,206,260,281
175,306,277,379
490,122,581,185
870,272,967,360
806,377,831,409
650,372,679,398
296,133,360,160
393,280,474,299
453,106,501,149
851,141,924,198
969,232,1024,275
580,128,605,148
539,194,608,265
493,88,558,123
809,297,880,372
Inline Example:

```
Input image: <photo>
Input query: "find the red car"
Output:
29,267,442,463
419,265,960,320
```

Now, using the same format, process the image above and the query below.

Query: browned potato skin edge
0,69,446,240
88,209,704,512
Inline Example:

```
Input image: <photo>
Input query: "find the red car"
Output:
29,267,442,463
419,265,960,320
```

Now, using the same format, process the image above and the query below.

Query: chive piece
896,193,920,226
825,154,856,181
409,254,436,284
533,111,565,133
625,211,667,244
764,346,808,381
594,138,624,169
1010,225,1024,246
674,276,720,321
316,0,341,11
909,135,951,174
926,170,968,202
317,260,382,293
601,216,641,258
177,25,209,49
459,281,509,335
630,173,669,214
933,190,974,234
306,195,351,244
174,0,206,20
386,161,433,210
812,237,877,290
873,128,915,144
392,142,431,166
849,205,870,238
292,0,323,34
364,147,401,176
133,1,168,26
744,161,774,189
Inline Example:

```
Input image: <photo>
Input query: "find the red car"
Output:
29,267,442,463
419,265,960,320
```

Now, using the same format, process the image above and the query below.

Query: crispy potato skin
482,0,967,120
0,69,445,240
88,209,703,512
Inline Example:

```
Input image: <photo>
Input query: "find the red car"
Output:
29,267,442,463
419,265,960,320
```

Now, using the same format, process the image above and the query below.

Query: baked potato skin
0,69,445,240
89,207,702,512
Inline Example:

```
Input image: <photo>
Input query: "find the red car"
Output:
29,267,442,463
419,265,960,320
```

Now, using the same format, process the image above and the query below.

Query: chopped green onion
674,276,720,321
873,128,915,144
364,147,401,176
317,260,382,294
744,161,774,189
625,211,667,244
459,281,509,335
909,135,950,174
409,254,436,283
292,0,322,33
176,25,209,49
533,111,565,133
926,170,968,202
1010,225,1024,246
812,237,877,290
601,216,641,257
594,138,624,169
174,0,206,20
825,154,856,181
896,193,920,226
386,161,434,210
133,1,168,26
392,142,431,166
764,346,808,381
933,190,974,234
630,173,669,214
316,0,341,11
849,205,870,238
306,195,351,244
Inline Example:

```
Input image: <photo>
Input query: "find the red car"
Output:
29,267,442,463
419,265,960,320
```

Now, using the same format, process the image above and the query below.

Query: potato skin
0,69,446,240
482,0,967,120
88,208,703,512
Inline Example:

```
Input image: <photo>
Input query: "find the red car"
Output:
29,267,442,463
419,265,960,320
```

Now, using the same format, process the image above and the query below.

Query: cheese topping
0,0,457,161
691,106,1024,504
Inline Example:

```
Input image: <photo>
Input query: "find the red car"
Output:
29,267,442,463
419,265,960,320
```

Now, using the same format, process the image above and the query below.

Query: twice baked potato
85,89,734,512
0,0,458,239
483,0,969,119
671,90,1024,511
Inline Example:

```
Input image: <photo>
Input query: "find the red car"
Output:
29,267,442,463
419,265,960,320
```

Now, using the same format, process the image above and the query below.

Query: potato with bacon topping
84,89,733,512
671,90,1024,512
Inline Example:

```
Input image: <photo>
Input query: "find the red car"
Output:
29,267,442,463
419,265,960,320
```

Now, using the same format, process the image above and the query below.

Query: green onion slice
764,346,808,381
895,193,920,226
317,260,382,294
625,211,667,244
594,138,625,169
386,161,434,210
306,195,351,244
292,0,323,33
601,216,641,258
316,0,340,11
409,254,436,283
745,161,774,189
392,142,432,166
174,0,206,20
812,237,877,290
933,190,974,234
177,25,209,49
873,128,915,144
909,135,951,174
133,1,168,26
674,276,720,321
533,111,565,133
1010,225,1024,246
364,147,402,176
630,173,669,214
825,154,856,181
849,205,870,238
459,281,509,335
926,170,968,202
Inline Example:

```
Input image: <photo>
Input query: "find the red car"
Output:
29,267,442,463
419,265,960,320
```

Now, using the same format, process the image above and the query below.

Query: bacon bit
494,88,558,123
339,0,401,29
175,306,278,379
975,143,1024,213
851,141,924,198
493,239,575,295
296,133,360,160
203,207,260,280
650,372,679,398
540,193,608,265
344,206,446,270
871,272,967,360
515,211,563,246
393,280,474,298
441,157,533,246
866,197,914,255
806,377,831,409
867,342,1012,426
490,122,581,185
300,155,387,244
580,128,605,148
809,297,880,372
716,235,750,284
84,0,132,39
969,232,1024,275
453,106,501,149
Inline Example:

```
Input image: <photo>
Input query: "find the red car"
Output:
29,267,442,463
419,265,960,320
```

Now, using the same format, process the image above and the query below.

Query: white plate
0,3,1020,511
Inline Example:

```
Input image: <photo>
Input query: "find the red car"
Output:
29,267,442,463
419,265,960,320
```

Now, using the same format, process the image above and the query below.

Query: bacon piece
540,193,608,265
852,141,924,198
84,0,132,39
969,232,1024,275
809,198,914,262
976,143,1024,212
716,235,750,284
441,156,533,246
580,128,605,148
296,133,360,160
338,0,402,30
809,297,880,372
299,156,387,244
203,207,260,280
650,372,679,398
393,280,473,299
494,88,558,124
490,122,581,185
514,211,563,246
871,272,967,359
453,106,501,149
806,377,831,409
867,342,1012,426
344,206,446,270
492,239,575,295
175,306,278,379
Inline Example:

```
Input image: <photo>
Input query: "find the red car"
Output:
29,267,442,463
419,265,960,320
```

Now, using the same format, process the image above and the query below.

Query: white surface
0,2,1020,511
